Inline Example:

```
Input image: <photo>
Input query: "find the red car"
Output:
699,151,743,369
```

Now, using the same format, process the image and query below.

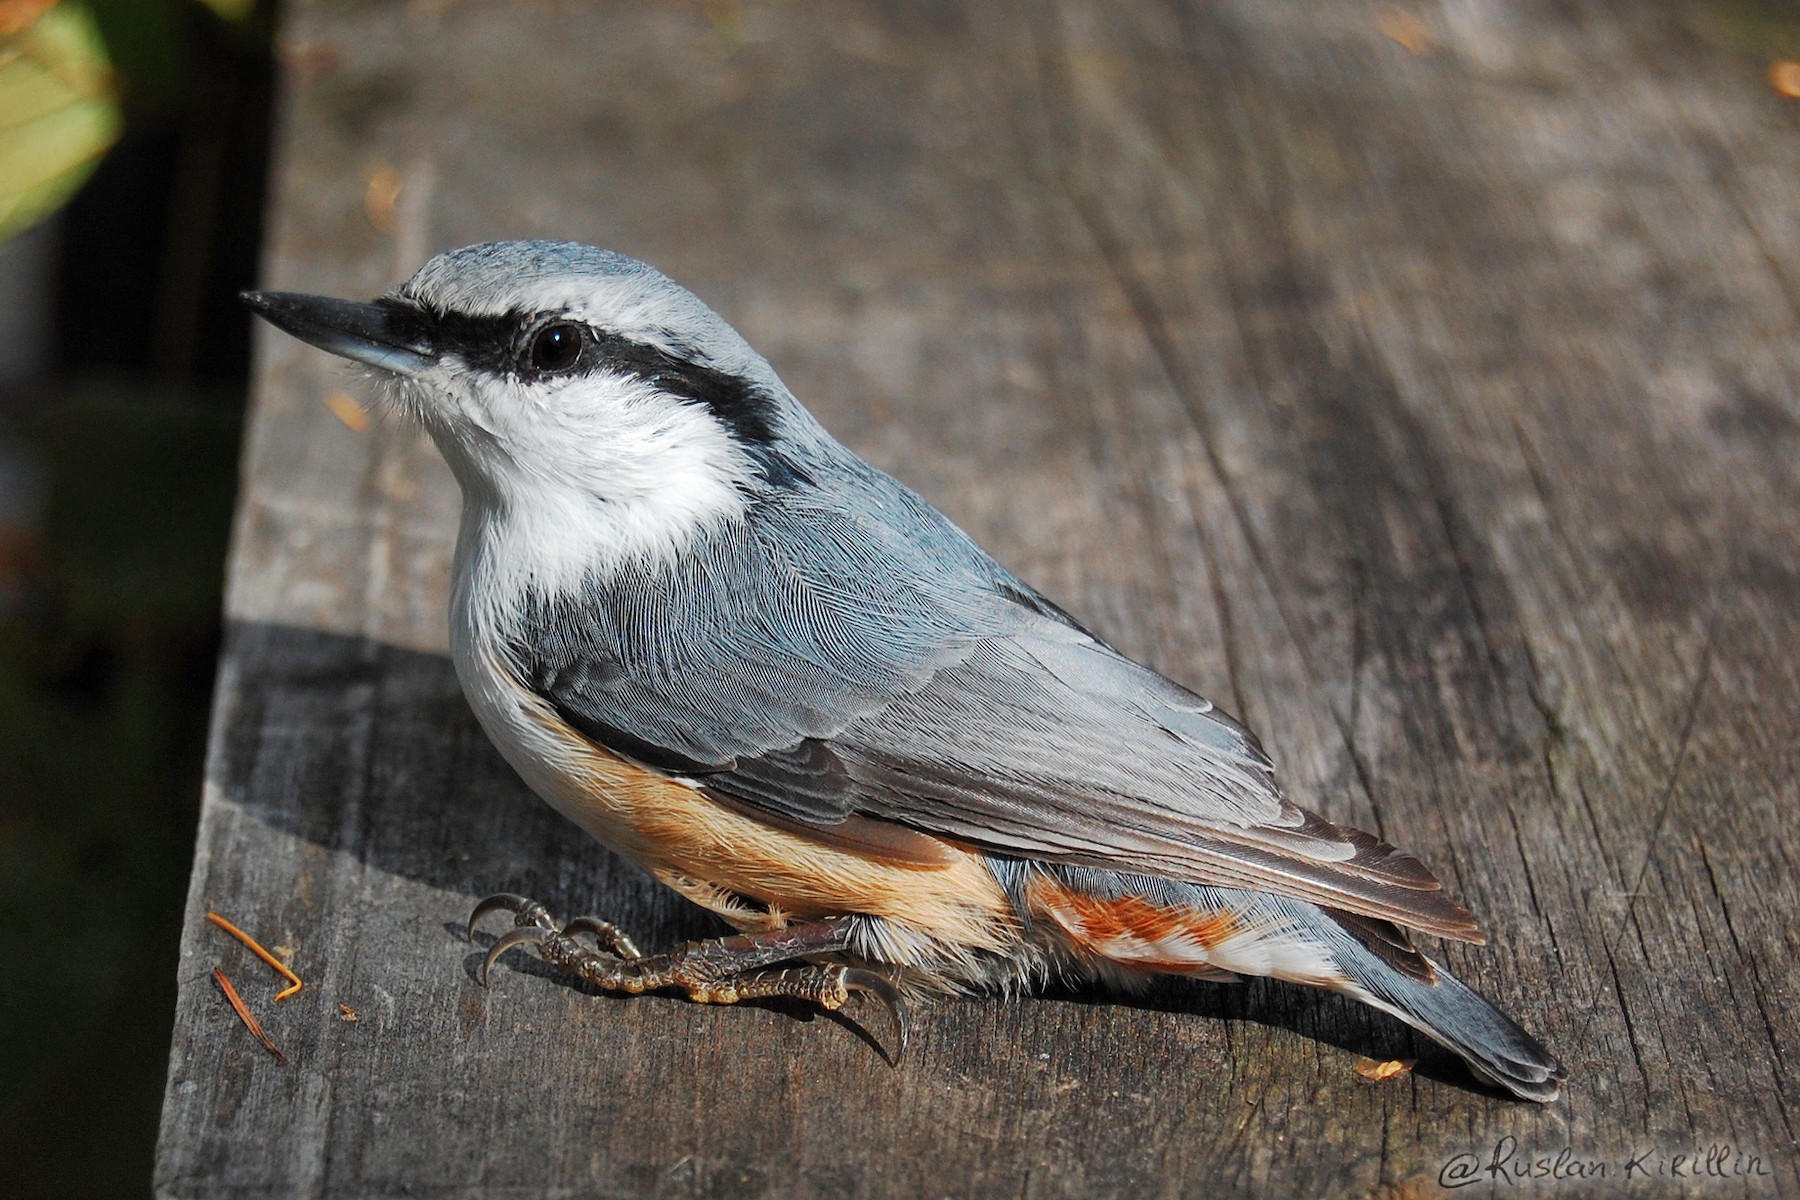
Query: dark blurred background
0,1,276,1195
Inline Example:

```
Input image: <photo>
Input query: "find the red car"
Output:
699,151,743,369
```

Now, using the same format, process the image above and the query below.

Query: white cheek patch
404,366,756,637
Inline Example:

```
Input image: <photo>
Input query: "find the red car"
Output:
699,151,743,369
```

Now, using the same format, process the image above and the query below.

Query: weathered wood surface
157,1,1799,1196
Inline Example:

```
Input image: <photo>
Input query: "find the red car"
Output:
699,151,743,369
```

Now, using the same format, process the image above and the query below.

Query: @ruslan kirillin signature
1438,1137,1775,1188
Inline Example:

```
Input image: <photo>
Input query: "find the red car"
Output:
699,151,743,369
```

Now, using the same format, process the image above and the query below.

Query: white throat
374,374,755,688
394,368,756,600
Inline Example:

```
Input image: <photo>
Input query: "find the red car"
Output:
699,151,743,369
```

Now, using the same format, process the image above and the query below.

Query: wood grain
157,1,1800,1195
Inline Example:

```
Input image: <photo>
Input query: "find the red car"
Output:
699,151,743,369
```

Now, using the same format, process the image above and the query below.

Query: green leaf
0,3,124,242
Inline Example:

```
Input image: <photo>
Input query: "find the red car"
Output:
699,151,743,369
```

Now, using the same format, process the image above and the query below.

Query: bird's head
244,241,822,569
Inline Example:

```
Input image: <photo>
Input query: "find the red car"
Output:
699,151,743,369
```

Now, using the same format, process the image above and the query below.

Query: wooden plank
157,1,1799,1195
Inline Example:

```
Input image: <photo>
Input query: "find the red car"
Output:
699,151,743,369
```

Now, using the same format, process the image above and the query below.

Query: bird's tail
1025,867,1563,1101
1329,934,1565,1103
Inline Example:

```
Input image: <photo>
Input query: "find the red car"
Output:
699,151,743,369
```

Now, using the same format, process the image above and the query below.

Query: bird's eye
526,322,585,373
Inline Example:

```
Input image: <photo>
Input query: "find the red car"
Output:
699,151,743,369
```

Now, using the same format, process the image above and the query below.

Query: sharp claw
466,893,536,942
478,924,550,986
840,968,909,1065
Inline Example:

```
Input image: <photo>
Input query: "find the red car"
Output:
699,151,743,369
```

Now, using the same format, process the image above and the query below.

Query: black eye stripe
411,306,656,382
392,301,810,485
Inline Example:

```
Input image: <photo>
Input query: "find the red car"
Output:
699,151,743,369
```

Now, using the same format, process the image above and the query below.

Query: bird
242,239,1563,1102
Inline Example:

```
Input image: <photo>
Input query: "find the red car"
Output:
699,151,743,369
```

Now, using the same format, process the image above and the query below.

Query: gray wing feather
512,460,1475,937
518,469,1278,829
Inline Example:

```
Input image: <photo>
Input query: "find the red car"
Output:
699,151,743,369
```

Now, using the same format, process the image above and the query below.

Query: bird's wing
511,477,1480,941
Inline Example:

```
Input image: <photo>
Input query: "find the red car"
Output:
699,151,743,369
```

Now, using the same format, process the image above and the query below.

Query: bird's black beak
240,290,437,377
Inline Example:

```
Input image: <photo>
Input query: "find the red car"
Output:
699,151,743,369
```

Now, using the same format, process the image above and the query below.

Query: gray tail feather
1345,952,1565,1103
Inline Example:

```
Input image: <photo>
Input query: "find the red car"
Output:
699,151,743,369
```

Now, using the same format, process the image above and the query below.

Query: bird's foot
468,892,645,960
465,893,908,1061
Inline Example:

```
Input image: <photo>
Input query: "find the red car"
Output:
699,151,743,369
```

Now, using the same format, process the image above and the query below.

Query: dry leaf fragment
324,390,370,432
1376,9,1433,57
205,911,304,1000
363,162,403,232
1354,1057,1417,1082
279,39,343,82
213,968,287,1066
339,1003,359,1022
1771,61,1800,99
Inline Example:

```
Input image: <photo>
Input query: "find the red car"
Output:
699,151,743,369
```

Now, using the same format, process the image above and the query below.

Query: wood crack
1699,840,1798,1145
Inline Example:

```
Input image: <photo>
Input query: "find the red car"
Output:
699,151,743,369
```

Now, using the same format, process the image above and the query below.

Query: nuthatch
243,241,1563,1101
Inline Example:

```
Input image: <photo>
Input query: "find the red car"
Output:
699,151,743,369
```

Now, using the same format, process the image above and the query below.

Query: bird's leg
466,894,908,1059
